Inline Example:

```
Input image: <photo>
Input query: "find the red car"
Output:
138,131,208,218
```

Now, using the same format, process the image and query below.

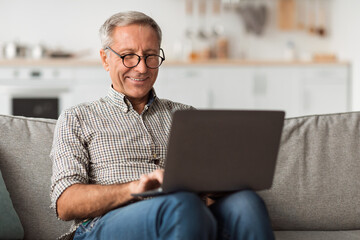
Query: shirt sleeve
50,109,90,217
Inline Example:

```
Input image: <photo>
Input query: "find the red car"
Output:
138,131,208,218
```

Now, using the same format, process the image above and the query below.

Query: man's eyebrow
116,48,159,54
115,48,135,53
144,50,159,54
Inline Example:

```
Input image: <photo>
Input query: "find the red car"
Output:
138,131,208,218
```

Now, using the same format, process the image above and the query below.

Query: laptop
132,110,285,198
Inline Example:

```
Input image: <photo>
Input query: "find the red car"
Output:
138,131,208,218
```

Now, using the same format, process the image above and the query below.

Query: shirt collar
147,89,157,106
107,86,157,113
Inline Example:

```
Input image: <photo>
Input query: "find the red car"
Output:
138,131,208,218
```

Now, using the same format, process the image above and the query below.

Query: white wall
0,0,359,110
0,0,333,60
329,0,360,110
0,0,186,59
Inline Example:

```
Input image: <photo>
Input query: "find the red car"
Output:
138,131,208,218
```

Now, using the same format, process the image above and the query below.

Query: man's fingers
138,174,161,192
132,169,164,194
147,169,164,184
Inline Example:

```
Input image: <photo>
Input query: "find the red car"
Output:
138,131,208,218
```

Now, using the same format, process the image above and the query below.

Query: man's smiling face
102,24,160,104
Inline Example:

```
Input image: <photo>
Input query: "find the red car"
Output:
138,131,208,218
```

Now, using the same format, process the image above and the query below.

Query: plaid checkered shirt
50,86,192,239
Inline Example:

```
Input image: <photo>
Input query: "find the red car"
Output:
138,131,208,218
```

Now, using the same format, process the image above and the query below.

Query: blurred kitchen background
0,0,357,119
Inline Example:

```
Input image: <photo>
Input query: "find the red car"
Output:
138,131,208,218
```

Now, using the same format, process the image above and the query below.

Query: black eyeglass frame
105,46,165,69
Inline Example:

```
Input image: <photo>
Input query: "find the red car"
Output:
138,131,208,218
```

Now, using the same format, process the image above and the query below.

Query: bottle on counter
183,0,228,61
196,0,212,60
215,36,229,59
283,40,297,61
4,42,17,59
183,0,199,61
183,28,197,61
31,44,46,59
211,0,229,59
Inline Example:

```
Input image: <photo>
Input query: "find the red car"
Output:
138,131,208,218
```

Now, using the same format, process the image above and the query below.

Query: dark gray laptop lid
162,110,285,194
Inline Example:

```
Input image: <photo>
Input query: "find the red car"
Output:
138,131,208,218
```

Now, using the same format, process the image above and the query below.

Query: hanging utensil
296,0,306,30
277,0,296,30
316,0,327,37
308,0,317,34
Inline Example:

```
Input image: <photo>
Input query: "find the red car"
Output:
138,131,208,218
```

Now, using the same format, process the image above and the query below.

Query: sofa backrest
1,112,360,238
259,111,360,230
0,115,71,240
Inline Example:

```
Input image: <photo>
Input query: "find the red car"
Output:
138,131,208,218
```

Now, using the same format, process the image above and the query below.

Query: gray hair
99,11,162,50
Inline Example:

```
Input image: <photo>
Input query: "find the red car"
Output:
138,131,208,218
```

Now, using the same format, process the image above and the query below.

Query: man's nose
133,57,148,73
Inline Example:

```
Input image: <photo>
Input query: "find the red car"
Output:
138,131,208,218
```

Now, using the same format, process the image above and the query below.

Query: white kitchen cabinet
155,67,210,108
297,66,350,116
246,65,350,117
157,63,350,118
68,67,110,109
207,67,256,110
0,62,350,119
243,66,302,117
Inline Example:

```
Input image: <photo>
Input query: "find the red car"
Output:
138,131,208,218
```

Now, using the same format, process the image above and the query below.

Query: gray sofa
0,112,360,240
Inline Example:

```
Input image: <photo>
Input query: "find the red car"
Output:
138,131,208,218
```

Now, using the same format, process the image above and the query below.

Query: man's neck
132,102,146,114
127,94,149,114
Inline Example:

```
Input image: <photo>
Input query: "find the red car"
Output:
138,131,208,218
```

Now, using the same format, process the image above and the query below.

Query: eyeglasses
105,46,165,69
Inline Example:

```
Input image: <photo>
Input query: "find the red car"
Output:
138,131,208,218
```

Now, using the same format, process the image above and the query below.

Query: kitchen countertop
0,58,350,67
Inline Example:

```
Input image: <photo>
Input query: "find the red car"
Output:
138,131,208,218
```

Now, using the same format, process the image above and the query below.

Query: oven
0,66,73,119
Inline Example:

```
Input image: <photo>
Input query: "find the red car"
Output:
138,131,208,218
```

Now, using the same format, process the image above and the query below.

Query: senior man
50,11,275,240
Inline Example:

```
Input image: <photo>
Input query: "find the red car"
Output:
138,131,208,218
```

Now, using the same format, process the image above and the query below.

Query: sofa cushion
0,115,71,239
0,168,24,239
259,112,360,230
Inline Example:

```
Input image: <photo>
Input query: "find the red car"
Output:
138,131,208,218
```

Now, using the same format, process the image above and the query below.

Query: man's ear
100,49,109,71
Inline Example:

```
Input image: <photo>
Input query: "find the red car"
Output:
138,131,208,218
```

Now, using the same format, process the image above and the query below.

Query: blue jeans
74,190,274,240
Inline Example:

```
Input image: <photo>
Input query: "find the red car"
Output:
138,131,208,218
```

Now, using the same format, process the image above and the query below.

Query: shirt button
153,159,160,165
153,153,157,158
